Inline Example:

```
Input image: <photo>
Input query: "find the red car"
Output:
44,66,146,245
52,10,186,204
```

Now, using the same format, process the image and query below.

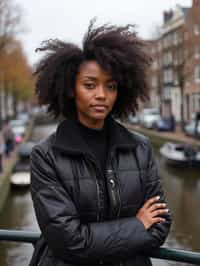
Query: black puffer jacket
30,118,171,266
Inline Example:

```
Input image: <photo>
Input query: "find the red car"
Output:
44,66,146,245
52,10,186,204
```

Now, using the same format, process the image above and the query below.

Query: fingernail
156,196,160,200
165,209,169,212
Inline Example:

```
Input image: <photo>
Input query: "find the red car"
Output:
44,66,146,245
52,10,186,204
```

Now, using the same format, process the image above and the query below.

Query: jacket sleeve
142,142,172,251
30,145,155,264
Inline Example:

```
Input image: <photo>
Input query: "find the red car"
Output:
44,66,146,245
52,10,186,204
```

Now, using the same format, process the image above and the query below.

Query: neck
76,114,104,129
78,119,104,129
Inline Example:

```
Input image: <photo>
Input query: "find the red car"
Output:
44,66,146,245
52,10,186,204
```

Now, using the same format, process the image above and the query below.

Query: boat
10,171,30,188
10,141,36,188
160,142,200,166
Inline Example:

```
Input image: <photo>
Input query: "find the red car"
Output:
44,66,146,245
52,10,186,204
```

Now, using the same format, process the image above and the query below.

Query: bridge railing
0,229,200,265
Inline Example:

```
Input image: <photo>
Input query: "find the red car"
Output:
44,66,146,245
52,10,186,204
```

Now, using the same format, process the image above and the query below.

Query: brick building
148,0,200,122
148,39,162,112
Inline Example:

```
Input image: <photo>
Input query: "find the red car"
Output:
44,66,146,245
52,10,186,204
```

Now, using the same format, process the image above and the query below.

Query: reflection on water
0,124,199,265
0,190,38,266
0,124,57,266
159,157,200,253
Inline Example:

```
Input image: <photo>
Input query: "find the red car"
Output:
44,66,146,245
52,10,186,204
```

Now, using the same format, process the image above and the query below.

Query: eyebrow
82,76,116,82
83,76,97,81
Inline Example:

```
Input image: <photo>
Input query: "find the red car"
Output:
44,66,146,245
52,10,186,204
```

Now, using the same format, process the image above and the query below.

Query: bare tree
0,0,23,52
0,0,24,127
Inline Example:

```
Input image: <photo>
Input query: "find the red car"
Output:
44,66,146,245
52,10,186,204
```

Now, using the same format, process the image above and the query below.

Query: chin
91,114,107,120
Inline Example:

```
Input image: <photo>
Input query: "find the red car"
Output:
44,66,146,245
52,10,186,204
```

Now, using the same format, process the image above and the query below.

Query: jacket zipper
95,176,101,222
106,150,121,219
86,154,103,222
86,149,121,221
108,171,117,208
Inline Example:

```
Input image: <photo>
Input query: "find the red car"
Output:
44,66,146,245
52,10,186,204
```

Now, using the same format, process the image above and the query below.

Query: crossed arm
30,145,171,264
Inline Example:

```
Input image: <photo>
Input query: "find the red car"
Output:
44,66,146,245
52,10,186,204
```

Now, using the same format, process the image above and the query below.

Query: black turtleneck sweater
77,121,110,220
77,121,109,173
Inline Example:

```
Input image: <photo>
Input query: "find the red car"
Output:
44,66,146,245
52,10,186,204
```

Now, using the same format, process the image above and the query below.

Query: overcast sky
15,0,192,65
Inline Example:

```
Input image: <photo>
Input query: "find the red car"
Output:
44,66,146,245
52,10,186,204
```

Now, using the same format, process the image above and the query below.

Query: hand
136,196,168,229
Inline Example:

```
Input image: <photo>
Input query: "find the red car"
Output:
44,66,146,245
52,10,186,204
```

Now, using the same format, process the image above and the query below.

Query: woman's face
74,60,118,129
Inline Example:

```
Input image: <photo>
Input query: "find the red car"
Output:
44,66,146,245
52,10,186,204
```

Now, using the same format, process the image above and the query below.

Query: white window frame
151,76,158,88
194,46,200,59
194,65,200,83
194,25,199,36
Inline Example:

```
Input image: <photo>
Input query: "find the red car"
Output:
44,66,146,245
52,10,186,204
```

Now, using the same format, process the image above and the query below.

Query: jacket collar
53,116,138,155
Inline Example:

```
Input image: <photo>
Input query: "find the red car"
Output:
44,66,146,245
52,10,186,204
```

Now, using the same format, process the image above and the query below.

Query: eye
83,83,95,89
107,82,117,91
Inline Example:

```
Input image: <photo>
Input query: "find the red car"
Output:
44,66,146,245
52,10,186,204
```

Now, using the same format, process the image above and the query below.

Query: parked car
127,114,139,125
154,116,175,132
184,120,200,137
11,141,36,188
10,119,26,128
10,119,26,144
16,112,30,125
139,108,161,129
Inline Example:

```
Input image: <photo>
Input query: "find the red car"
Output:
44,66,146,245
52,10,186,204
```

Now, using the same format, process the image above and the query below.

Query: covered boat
160,142,200,166
10,141,36,188
10,172,30,188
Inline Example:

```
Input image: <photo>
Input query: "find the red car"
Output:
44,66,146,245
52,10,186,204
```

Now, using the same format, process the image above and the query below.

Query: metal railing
0,229,200,265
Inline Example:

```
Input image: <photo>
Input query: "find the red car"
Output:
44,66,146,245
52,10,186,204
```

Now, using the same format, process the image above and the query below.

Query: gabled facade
148,0,200,122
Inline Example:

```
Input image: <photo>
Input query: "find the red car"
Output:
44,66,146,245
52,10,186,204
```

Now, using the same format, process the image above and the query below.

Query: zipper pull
107,169,116,189
109,178,115,189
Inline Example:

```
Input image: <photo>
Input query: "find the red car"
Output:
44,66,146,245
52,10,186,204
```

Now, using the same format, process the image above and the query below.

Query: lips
91,105,108,111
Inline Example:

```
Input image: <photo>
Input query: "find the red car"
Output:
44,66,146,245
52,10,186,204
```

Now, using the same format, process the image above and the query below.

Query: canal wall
0,117,35,213
125,123,200,150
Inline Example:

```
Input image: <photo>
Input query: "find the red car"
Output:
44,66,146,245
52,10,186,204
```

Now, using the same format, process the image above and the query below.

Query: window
152,60,158,69
164,70,168,83
163,87,171,99
163,52,173,66
163,53,167,66
163,37,169,48
168,69,173,82
194,25,199,35
151,76,158,88
173,32,178,45
164,69,173,83
167,34,172,47
168,52,172,64
192,93,200,111
178,33,183,44
192,94,195,112
178,50,183,64
174,71,179,85
158,41,162,52
194,65,200,82
174,53,178,66
194,46,200,59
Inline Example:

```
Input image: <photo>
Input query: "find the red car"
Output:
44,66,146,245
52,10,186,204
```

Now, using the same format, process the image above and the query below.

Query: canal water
0,123,200,266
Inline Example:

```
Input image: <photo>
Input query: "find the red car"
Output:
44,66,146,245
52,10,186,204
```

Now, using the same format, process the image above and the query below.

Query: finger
152,217,166,224
149,203,166,212
151,208,169,217
144,196,160,209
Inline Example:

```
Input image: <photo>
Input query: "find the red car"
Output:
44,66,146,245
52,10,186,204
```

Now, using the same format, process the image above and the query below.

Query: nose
95,85,106,99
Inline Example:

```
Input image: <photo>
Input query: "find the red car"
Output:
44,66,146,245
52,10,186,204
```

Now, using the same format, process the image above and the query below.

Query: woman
30,21,171,266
